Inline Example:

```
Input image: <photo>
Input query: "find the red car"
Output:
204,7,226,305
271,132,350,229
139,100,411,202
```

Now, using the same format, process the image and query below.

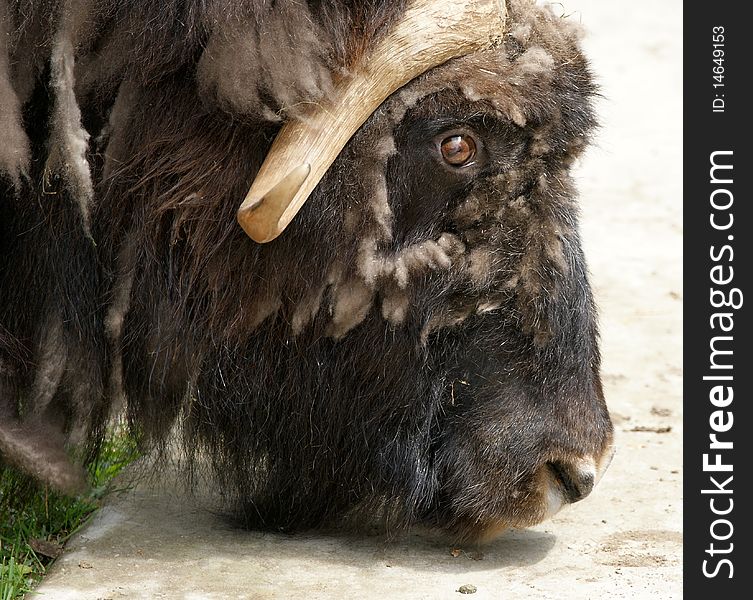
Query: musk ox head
0,0,613,542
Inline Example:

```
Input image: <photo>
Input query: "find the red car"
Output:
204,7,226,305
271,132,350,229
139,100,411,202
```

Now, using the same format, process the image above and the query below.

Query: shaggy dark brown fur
1,0,613,541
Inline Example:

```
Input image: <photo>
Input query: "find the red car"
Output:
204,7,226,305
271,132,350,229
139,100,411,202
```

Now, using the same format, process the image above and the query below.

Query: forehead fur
192,0,589,125
394,0,592,129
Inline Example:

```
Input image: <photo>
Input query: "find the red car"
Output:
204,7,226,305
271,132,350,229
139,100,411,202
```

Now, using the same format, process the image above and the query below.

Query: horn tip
237,207,279,243
238,162,312,243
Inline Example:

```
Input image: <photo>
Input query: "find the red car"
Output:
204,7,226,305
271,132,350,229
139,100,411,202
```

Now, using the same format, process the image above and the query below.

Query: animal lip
547,460,595,504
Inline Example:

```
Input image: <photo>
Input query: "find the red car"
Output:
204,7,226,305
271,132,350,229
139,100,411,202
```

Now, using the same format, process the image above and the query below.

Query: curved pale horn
237,0,507,243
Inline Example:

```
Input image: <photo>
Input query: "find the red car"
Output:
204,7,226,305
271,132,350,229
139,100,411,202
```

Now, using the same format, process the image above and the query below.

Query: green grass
0,430,139,599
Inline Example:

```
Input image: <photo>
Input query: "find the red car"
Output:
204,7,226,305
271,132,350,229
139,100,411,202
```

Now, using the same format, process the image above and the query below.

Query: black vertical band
684,3,751,595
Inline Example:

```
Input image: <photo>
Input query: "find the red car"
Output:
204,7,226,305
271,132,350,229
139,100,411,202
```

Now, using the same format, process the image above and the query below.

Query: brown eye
440,134,477,167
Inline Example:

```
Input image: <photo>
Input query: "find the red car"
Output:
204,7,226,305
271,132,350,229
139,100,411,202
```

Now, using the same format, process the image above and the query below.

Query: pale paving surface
34,0,683,597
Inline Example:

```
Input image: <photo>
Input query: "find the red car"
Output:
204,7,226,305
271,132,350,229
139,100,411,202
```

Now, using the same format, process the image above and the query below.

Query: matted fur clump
1,0,613,542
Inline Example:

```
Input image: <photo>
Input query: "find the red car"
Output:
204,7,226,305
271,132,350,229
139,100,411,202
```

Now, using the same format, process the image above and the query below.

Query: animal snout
545,443,615,507
547,459,596,503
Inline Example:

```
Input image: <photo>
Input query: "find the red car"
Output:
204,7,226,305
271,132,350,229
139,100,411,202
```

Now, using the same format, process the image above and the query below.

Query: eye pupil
440,134,477,166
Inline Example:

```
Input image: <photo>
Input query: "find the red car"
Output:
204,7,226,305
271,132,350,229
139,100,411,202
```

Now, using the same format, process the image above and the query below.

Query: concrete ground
34,0,683,598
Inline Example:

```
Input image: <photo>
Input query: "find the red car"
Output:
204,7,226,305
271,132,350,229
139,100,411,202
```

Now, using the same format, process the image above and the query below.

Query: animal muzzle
548,459,596,504
542,445,616,517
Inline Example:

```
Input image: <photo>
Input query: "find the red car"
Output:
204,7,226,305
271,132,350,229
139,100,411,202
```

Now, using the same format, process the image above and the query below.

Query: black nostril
547,460,595,503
